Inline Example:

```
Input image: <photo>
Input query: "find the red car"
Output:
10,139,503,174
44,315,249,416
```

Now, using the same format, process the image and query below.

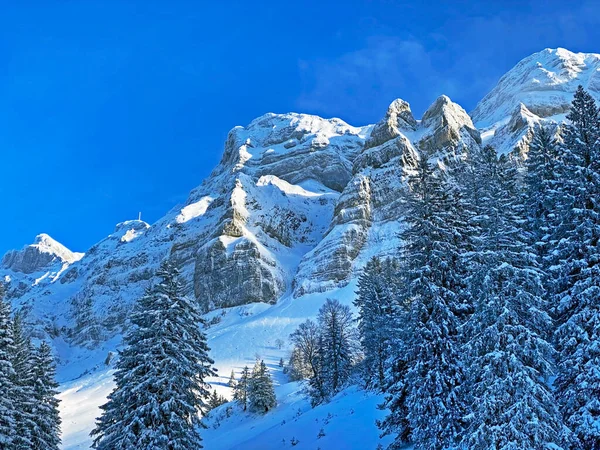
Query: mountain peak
1,234,83,274
365,98,417,149
421,95,472,127
418,95,480,152
207,111,365,193
472,47,600,127
32,234,83,262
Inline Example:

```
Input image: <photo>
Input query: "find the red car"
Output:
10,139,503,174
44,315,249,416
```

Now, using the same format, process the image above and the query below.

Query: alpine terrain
2,47,600,449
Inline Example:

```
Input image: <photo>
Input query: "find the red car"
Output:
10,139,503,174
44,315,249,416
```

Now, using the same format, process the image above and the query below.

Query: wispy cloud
295,1,600,126
296,36,441,123
294,35,487,125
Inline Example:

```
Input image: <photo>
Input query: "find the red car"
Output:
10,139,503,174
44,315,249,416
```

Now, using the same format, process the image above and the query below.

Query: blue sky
1,0,598,254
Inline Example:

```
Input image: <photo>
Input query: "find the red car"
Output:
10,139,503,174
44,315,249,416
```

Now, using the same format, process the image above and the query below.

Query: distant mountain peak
1,234,83,274
421,95,474,129
32,233,83,262
472,47,600,127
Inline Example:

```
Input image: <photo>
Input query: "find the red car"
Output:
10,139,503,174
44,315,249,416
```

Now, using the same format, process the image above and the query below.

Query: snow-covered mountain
2,47,600,449
474,47,600,156
473,48,600,127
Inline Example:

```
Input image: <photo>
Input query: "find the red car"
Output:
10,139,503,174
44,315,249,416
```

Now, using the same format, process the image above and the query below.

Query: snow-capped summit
1,233,83,274
112,220,151,243
207,112,368,193
33,234,84,263
419,94,481,153
472,48,600,127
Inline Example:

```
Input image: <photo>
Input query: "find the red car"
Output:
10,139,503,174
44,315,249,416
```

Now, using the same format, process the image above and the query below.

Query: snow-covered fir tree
462,145,564,449
248,360,276,413
228,369,236,388
91,260,217,449
11,312,36,449
355,257,399,389
233,366,251,411
379,153,477,449
389,152,468,450
552,86,600,449
30,342,61,450
207,390,227,411
309,299,356,405
524,123,562,262
377,281,417,448
0,287,16,448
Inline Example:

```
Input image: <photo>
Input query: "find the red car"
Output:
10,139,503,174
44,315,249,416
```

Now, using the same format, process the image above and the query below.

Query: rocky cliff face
183,113,365,311
293,95,482,296
1,113,366,338
2,47,598,348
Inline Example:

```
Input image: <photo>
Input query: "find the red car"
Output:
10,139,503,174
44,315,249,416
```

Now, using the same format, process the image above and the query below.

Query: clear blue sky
1,0,598,255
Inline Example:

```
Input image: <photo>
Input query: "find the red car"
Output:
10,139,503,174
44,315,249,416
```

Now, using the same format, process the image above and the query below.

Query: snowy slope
58,284,391,450
203,383,393,450
2,47,597,449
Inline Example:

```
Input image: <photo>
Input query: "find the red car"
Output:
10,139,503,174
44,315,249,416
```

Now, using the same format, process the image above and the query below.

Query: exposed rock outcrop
419,95,481,155
487,103,543,156
292,96,483,296
194,236,285,311
365,99,417,149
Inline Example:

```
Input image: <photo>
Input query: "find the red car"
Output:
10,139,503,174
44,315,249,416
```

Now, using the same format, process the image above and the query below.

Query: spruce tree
376,251,421,447
391,152,467,450
355,257,398,389
248,360,276,413
228,369,236,388
553,86,600,448
463,146,564,449
524,123,561,262
207,390,227,411
0,289,16,448
91,261,217,449
11,312,36,449
233,366,250,411
377,357,411,448
30,342,61,450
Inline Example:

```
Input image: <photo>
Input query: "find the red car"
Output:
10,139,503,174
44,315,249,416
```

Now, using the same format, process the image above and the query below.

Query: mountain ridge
5,47,600,335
